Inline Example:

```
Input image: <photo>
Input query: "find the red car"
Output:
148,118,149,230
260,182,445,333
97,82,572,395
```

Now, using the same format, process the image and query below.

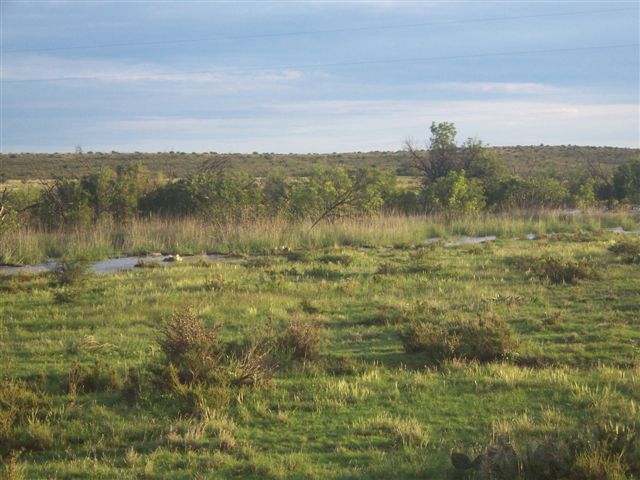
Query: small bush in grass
52,259,89,287
609,239,640,264
513,255,597,285
155,307,275,394
0,381,52,455
317,253,353,266
203,274,235,293
279,318,322,361
376,262,400,275
65,360,122,395
399,314,516,363
158,307,223,384
300,299,320,314
53,287,79,304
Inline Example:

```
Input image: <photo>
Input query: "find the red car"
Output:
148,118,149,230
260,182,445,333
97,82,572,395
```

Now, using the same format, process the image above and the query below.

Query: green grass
1,228,639,478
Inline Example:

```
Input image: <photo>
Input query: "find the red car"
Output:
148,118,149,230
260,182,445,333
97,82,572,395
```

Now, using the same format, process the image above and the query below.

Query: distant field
1,145,638,180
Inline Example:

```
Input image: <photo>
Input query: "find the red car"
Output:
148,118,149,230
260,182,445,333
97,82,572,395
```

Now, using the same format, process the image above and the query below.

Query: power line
3,43,637,83
2,6,637,54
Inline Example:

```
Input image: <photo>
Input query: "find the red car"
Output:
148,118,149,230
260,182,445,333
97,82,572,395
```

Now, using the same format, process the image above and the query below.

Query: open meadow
2,214,639,479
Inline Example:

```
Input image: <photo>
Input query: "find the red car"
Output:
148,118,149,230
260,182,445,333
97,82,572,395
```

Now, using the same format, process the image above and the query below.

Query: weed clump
279,318,322,361
317,253,353,266
513,255,597,284
399,314,516,363
65,360,122,395
157,307,223,385
451,424,639,480
609,239,640,264
152,308,275,415
0,380,52,455
376,262,400,275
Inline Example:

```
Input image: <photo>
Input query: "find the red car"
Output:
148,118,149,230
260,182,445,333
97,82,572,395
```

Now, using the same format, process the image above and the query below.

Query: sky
1,1,639,153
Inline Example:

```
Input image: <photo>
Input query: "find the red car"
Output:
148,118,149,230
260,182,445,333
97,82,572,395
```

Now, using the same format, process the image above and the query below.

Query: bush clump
65,360,123,395
609,239,640,264
51,259,90,287
399,314,516,363
514,255,597,285
157,307,223,385
451,423,639,480
278,318,322,361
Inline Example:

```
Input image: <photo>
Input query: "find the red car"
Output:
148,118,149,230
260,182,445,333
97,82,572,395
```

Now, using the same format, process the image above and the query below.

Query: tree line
1,122,638,233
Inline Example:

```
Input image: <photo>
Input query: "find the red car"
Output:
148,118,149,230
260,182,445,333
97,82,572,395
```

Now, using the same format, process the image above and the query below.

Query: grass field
1,217,639,478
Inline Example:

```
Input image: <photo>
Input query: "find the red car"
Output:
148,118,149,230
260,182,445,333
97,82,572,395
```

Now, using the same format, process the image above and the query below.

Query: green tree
613,159,640,203
421,170,486,213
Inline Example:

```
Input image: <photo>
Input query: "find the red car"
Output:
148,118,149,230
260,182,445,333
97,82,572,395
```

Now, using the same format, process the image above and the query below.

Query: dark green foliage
612,159,640,203
399,315,516,363
608,239,640,264
488,176,569,209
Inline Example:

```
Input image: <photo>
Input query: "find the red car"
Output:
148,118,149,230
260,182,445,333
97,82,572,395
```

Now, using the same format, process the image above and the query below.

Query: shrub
399,314,516,363
52,259,89,287
157,308,223,384
0,381,52,455
514,255,597,285
609,239,640,264
279,318,322,361
65,360,122,395
376,262,400,275
317,253,353,266
300,299,320,314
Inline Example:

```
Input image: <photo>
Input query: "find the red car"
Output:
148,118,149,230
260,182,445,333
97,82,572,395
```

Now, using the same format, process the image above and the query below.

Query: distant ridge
1,145,638,180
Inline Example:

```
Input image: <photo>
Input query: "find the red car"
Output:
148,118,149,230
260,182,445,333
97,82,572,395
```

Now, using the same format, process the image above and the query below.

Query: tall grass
2,209,638,264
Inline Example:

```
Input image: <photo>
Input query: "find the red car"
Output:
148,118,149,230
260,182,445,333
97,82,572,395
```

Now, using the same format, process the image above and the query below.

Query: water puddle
0,254,239,276
607,226,640,234
446,235,497,246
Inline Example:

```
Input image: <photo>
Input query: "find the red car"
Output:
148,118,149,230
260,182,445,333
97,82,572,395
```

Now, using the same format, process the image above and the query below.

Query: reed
2,209,637,265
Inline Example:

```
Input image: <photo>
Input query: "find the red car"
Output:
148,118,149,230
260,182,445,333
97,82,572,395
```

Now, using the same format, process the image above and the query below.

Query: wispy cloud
430,82,560,94
0,55,304,85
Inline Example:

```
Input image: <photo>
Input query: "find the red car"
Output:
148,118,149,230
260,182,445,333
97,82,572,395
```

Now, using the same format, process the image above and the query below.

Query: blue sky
1,1,638,153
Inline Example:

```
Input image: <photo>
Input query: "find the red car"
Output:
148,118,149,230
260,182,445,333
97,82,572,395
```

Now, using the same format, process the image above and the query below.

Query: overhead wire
2,6,637,54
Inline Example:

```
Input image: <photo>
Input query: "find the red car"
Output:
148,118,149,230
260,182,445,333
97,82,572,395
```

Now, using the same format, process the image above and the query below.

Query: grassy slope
1,232,639,478
2,146,638,180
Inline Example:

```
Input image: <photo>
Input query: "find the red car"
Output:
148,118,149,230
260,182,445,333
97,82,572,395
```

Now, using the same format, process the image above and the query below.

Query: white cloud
430,82,560,94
